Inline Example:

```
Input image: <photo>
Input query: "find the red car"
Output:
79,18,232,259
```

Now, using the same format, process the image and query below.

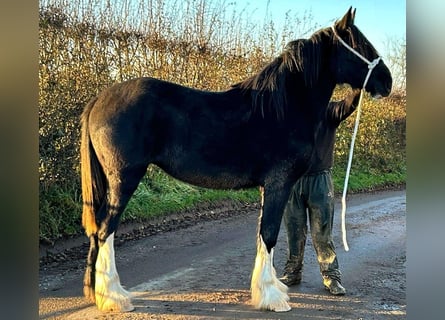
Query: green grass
332,165,406,192
123,167,259,221
39,184,82,243
39,164,405,243
124,164,406,222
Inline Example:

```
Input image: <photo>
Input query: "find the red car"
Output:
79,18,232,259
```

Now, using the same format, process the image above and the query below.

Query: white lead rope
331,26,381,251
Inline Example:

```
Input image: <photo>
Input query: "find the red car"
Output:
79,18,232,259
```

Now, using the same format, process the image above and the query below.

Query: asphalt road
39,189,406,319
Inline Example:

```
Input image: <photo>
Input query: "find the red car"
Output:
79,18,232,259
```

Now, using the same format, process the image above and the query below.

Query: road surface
39,189,406,319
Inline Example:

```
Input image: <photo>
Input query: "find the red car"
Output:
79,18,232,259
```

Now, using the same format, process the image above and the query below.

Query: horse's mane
233,29,329,119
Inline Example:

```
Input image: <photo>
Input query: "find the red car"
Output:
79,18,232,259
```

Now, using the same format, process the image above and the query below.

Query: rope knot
368,57,381,70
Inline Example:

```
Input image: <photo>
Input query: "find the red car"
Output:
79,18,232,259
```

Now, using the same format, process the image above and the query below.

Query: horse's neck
288,78,336,122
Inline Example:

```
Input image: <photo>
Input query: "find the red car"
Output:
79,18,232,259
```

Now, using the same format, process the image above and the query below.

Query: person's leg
307,171,345,295
280,180,308,286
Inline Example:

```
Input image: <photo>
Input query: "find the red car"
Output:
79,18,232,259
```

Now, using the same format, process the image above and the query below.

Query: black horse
80,8,392,312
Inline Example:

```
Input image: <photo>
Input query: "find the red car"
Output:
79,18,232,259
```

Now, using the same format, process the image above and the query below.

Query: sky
232,0,406,57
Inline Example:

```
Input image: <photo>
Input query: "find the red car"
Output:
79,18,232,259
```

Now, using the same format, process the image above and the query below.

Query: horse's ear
336,7,356,31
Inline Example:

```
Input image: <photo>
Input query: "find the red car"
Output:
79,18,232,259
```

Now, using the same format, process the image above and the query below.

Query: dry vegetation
39,0,405,242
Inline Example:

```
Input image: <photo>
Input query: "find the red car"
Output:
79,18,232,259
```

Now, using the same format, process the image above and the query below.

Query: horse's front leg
251,182,294,312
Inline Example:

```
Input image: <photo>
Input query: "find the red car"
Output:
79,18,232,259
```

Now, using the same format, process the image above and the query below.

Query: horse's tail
80,97,104,237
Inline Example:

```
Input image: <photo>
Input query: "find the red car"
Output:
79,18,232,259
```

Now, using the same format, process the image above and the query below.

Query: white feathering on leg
95,232,134,312
251,235,291,312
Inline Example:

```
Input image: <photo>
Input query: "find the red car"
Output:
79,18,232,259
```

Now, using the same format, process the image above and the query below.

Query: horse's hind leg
94,166,147,312
251,184,293,312
95,230,134,312
83,234,99,303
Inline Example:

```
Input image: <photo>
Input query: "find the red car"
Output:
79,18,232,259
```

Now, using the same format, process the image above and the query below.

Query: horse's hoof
96,293,134,312
271,301,291,312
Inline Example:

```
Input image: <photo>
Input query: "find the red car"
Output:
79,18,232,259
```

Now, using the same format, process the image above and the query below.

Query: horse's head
332,7,392,98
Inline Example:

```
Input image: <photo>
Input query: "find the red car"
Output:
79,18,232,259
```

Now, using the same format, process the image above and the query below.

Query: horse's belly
183,173,257,190
158,162,257,190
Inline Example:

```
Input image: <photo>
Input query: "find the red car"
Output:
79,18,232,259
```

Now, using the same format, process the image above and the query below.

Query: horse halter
331,25,382,252
331,26,381,89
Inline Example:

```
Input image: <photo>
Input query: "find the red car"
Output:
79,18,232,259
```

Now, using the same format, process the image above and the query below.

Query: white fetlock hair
95,232,134,312
251,235,291,312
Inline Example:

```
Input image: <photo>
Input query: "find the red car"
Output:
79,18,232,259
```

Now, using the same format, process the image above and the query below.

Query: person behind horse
280,88,361,295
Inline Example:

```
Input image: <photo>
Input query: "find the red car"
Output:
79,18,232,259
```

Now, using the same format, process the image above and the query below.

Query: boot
323,276,346,295
280,258,303,286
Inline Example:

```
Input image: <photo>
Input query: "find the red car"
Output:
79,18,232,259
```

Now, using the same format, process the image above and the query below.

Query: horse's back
84,78,252,180
88,77,241,126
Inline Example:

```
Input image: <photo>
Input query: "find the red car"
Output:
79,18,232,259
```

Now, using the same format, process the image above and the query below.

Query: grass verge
39,164,405,243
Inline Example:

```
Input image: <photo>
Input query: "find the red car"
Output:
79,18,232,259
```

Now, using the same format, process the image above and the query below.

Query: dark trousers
283,170,341,281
